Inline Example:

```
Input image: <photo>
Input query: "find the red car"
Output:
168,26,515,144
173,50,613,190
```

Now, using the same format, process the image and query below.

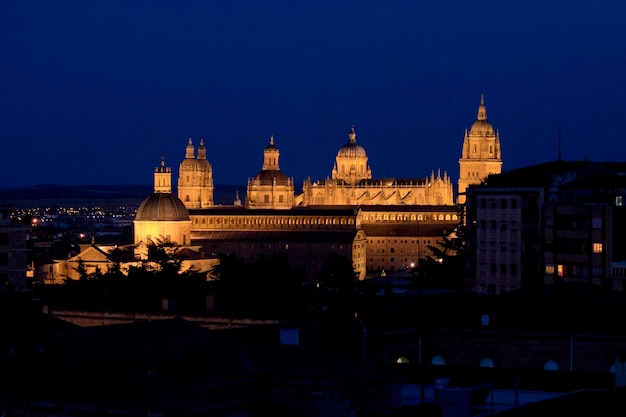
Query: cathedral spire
185,137,195,159
477,93,487,121
198,138,207,160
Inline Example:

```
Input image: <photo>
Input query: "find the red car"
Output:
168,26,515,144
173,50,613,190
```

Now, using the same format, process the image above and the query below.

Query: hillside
0,184,244,207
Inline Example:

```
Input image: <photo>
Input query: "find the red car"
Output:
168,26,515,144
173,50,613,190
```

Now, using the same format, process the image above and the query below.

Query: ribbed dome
135,193,190,221
337,141,367,157
470,119,495,135
336,126,367,158
180,158,199,168
251,170,291,186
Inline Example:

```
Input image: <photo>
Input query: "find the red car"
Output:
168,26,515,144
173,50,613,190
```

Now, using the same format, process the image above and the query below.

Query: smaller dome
470,119,495,135
136,193,190,221
337,142,367,157
180,158,199,169
337,126,367,158
251,170,291,186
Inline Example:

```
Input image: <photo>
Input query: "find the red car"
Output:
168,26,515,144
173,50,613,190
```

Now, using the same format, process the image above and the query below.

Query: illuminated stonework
246,136,295,209
178,138,214,209
134,157,191,259
331,126,372,185
296,126,453,206
189,207,367,280
457,94,503,204
133,96,497,277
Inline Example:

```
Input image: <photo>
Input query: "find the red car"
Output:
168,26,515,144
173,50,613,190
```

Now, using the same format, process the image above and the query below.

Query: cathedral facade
295,127,454,206
134,95,502,277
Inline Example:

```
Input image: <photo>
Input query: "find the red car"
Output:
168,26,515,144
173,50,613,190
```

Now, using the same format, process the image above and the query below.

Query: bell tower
458,94,502,203
153,155,171,194
178,138,214,208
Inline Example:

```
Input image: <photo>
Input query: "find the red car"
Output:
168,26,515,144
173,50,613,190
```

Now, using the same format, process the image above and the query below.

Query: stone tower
178,138,214,208
246,136,294,209
153,154,171,194
458,95,502,203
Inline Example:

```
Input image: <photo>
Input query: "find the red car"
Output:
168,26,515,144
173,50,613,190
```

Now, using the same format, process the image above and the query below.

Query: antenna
557,128,562,162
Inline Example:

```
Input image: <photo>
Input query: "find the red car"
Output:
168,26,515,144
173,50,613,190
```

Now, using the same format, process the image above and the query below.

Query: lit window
545,264,554,274
617,196,623,207
593,243,603,253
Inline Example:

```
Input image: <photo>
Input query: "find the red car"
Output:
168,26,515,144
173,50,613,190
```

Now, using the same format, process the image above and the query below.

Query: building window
616,196,623,207
592,218,602,229
546,264,554,274
264,195,270,203
593,243,603,253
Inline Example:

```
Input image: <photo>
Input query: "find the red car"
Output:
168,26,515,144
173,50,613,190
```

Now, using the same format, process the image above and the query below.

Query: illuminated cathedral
457,94,503,203
134,95,502,277
296,126,454,206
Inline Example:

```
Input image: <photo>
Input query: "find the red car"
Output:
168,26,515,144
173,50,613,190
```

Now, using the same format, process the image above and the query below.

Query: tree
423,207,467,287
75,258,89,281
316,252,359,296
210,252,307,318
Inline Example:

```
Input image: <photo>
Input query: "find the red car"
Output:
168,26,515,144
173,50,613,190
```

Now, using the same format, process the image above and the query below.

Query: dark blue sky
2,1,625,189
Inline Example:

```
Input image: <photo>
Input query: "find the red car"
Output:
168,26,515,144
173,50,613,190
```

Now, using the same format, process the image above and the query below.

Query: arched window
396,356,410,364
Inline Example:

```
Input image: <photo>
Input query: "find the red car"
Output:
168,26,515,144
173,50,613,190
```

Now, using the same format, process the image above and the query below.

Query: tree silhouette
316,252,359,296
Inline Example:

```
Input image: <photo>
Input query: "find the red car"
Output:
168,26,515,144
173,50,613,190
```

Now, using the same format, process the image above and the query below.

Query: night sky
2,1,625,189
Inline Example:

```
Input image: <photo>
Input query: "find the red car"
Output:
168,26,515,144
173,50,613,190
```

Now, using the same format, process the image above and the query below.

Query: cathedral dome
469,119,495,135
251,170,291,186
468,94,495,136
337,141,367,157
136,193,190,221
180,158,199,168
337,126,367,158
